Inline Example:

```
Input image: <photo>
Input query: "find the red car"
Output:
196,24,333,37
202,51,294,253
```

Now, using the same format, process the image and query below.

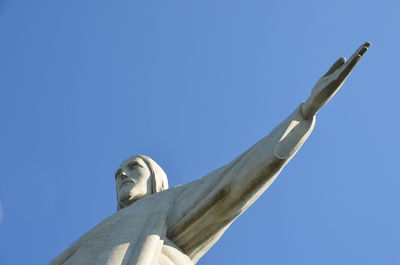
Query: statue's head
115,155,168,210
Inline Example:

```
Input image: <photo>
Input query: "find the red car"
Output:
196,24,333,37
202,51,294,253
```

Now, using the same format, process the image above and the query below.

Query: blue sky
0,0,399,264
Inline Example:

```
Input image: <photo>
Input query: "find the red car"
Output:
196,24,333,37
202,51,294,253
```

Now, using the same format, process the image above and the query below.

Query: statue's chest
63,193,192,265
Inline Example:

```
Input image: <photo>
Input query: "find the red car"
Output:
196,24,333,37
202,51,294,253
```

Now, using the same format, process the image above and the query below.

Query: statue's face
115,157,152,208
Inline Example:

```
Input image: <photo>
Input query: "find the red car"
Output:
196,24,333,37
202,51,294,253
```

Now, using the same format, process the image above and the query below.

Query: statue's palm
302,42,370,120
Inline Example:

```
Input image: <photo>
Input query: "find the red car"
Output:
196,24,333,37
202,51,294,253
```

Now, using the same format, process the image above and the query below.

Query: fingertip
350,55,362,66
359,47,368,56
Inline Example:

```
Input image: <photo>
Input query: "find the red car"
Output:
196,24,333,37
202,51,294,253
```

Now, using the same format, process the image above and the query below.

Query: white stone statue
49,42,370,265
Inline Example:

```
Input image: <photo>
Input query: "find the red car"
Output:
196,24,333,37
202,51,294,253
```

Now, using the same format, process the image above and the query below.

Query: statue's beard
118,186,146,207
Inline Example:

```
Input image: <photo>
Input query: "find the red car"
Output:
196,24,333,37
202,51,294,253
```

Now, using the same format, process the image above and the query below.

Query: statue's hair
117,155,169,211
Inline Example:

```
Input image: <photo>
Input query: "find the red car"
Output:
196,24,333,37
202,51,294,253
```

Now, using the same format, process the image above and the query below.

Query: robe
49,104,315,265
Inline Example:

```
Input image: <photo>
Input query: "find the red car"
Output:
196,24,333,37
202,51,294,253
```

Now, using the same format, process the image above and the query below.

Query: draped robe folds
49,104,316,265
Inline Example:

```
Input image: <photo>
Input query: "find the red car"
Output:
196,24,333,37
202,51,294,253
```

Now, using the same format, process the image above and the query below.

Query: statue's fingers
323,57,346,77
337,54,362,82
357,46,368,58
362,41,371,49
336,42,370,82
347,42,370,64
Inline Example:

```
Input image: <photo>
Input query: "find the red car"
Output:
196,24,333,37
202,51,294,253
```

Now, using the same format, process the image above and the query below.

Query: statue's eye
128,162,142,170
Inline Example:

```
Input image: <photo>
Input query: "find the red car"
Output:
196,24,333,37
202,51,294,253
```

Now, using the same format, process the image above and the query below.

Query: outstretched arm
167,42,370,263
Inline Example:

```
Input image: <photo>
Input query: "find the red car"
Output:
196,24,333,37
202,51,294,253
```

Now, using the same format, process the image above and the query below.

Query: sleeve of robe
166,104,316,263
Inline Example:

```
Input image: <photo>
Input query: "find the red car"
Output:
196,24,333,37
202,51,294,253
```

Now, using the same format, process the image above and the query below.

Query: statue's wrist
301,101,317,120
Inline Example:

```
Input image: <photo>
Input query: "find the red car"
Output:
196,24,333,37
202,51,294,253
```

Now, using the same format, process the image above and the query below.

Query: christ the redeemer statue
50,43,370,265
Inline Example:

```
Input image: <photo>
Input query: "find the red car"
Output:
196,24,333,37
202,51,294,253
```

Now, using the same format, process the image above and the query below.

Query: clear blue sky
0,0,399,264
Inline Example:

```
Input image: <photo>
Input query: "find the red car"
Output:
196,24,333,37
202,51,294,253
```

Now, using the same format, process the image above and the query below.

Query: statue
49,42,370,265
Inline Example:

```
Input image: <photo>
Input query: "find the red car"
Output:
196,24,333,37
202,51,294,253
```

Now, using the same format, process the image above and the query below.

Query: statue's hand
301,42,370,120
